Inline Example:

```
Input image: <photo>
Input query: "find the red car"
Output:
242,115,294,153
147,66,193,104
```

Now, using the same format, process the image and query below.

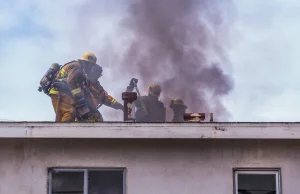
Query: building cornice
0,122,300,139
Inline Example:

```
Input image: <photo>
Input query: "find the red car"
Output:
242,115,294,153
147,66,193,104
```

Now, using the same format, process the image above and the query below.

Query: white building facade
0,122,299,194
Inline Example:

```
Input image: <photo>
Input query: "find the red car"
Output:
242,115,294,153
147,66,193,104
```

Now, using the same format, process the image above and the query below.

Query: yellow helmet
147,83,161,97
79,52,97,64
170,98,187,109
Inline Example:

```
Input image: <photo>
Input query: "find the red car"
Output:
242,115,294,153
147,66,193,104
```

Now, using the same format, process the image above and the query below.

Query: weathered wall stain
0,139,299,193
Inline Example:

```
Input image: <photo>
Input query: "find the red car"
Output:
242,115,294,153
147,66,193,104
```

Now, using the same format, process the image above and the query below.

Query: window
234,168,281,194
48,168,126,194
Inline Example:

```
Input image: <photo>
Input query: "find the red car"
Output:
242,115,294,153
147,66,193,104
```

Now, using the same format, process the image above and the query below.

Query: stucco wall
0,138,299,194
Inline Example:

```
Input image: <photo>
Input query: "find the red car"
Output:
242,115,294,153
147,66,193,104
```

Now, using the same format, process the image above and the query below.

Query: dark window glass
238,174,276,194
88,171,123,194
49,169,125,194
51,171,84,194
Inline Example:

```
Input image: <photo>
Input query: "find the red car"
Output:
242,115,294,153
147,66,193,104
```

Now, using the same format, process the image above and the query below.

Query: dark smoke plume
118,0,235,121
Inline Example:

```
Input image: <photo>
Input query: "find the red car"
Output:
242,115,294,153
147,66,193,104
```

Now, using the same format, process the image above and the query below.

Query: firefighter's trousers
50,93,76,122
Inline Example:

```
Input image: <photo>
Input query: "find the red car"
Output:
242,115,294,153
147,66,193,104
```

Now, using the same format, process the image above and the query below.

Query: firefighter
169,98,187,122
126,80,166,122
84,64,124,121
48,52,121,122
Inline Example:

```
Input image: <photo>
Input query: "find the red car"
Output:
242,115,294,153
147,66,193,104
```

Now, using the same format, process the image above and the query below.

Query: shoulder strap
54,60,78,79
61,60,78,69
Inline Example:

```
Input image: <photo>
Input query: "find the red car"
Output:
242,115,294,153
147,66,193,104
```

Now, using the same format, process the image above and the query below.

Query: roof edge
0,122,299,139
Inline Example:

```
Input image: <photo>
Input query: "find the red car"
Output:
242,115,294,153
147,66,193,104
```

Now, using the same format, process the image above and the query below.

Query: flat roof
0,122,300,139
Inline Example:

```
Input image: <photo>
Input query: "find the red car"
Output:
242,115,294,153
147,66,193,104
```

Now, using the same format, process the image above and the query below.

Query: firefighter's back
136,95,166,122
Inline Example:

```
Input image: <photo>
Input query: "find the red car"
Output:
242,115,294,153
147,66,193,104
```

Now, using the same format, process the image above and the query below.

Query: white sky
0,0,299,122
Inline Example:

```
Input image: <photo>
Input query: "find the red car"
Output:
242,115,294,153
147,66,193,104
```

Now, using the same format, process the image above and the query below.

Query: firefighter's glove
129,78,138,87
126,78,138,92
117,104,124,112
75,97,90,118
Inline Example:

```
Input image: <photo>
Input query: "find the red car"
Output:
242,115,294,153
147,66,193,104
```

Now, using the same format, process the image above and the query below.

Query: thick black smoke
117,0,235,121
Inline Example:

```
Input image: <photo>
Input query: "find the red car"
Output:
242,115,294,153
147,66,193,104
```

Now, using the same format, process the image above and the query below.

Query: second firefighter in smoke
125,79,166,122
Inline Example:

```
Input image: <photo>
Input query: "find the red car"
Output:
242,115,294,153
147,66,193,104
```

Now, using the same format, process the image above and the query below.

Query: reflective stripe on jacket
49,61,85,97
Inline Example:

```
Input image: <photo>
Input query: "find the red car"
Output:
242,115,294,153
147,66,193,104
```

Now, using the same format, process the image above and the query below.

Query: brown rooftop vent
122,92,137,122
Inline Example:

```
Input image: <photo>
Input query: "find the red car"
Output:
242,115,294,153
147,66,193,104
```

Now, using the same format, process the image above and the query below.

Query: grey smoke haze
115,0,235,120
2,0,298,122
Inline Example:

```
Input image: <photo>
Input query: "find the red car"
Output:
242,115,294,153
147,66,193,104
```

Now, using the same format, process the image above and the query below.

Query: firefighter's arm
135,97,149,116
103,90,124,111
158,102,166,122
135,97,149,121
134,96,143,108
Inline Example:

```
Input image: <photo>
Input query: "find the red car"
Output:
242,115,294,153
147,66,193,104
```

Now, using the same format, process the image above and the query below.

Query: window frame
233,168,282,194
48,167,127,194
